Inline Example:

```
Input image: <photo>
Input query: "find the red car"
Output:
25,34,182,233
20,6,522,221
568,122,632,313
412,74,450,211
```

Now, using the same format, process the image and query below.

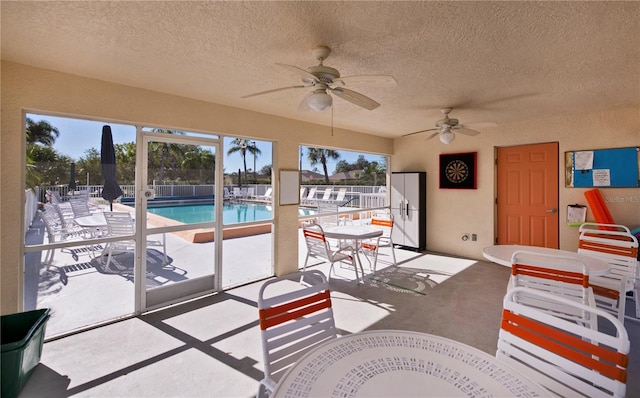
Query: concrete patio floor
17,240,640,398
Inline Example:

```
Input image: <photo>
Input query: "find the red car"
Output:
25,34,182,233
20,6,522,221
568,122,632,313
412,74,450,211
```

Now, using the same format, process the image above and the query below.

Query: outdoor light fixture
306,90,333,111
439,130,455,144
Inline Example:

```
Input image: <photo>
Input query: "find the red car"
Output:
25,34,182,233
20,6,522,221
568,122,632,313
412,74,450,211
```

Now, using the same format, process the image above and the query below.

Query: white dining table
482,244,610,276
322,224,383,269
74,213,107,228
272,329,552,397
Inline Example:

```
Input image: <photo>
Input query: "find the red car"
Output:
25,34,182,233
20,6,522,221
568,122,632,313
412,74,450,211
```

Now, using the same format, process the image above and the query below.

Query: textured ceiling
2,1,639,138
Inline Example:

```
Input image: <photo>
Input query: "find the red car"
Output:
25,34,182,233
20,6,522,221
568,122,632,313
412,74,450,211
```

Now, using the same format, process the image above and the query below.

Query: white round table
272,330,551,397
483,245,611,276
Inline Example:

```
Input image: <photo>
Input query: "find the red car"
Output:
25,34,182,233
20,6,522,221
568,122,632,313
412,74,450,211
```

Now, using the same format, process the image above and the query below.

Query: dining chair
578,225,639,324
316,201,339,227
102,212,167,272
69,198,92,218
38,208,98,267
509,250,595,327
257,270,337,398
49,203,89,240
497,287,630,398
302,222,363,284
361,211,397,272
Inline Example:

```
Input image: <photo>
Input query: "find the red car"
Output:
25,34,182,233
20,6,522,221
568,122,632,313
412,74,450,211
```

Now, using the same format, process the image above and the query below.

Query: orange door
497,142,559,248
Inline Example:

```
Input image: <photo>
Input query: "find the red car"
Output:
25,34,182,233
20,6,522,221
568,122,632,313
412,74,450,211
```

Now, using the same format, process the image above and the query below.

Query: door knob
545,208,557,213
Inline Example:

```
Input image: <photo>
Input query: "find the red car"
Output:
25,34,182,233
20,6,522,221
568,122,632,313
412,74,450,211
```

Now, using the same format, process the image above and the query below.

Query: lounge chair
257,187,272,201
301,187,317,205
317,187,333,203
328,188,348,205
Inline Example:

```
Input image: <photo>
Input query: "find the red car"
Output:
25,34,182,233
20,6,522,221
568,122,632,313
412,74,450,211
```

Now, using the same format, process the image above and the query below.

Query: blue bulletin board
565,147,639,188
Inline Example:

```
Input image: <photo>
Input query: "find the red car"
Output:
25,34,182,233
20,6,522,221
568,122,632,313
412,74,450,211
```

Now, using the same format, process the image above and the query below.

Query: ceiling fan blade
276,63,319,82
336,75,397,87
401,128,438,137
462,121,498,129
329,87,380,110
455,127,481,136
425,131,440,140
241,85,305,99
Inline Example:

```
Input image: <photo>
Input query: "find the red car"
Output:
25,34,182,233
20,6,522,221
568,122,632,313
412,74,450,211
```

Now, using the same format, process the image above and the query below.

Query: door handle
545,208,557,213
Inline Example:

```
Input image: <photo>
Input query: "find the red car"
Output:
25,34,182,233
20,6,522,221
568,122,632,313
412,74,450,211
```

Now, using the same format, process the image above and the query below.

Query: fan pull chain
331,106,334,136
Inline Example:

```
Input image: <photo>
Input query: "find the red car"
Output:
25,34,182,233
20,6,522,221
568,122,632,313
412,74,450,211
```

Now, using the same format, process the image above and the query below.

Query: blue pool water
147,202,273,224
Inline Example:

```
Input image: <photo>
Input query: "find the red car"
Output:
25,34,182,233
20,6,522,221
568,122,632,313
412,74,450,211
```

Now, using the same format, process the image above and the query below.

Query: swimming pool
146,202,273,224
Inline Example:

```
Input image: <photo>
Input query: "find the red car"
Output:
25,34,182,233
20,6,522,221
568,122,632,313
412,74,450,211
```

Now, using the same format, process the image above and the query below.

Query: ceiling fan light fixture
307,91,332,111
439,131,455,144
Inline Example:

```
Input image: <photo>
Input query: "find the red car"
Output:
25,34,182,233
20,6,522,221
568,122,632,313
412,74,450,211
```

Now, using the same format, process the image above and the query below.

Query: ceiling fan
241,45,396,112
402,107,497,144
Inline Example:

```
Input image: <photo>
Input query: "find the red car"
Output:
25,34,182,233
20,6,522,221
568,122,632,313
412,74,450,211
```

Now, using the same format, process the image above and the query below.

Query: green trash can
1,308,50,398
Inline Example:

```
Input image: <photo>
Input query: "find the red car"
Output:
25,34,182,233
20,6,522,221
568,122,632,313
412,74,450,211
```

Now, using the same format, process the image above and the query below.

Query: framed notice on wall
439,152,477,189
279,170,300,205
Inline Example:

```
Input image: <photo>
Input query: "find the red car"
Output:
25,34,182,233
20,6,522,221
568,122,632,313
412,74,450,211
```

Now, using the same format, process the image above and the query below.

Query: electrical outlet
472,234,477,241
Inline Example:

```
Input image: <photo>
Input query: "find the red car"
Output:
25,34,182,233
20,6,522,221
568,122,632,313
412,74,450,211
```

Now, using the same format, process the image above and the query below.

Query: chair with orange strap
257,270,337,398
578,224,639,324
302,222,362,283
360,211,397,272
509,250,595,327
497,287,630,397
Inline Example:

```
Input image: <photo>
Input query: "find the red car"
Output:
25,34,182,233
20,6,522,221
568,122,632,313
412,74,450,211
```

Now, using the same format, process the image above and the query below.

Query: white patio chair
49,203,89,240
247,187,256,199
578,225,639,324
102,212,167,272
38,208,98,266
302,222,363,284
497,287,630,398
301,187,317,205
361,211,397,271
223,187,232,200
257,270,337,398
69,199,91,218
258,187,272,201
317,187,333,203
509,250,595,327
328,187,348,205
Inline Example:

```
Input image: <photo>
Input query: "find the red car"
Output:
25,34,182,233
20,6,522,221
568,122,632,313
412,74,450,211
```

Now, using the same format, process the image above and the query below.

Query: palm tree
150,129,186,182
26,117,60,145
307,148,340,184
227,139,261,184
182,148,215,183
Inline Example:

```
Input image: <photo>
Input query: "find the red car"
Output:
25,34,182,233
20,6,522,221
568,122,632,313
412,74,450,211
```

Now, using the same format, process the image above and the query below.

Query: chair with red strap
510,250,595,327
578,224,639,324
302,222,362,284
497,287,630,398
257,270,337,398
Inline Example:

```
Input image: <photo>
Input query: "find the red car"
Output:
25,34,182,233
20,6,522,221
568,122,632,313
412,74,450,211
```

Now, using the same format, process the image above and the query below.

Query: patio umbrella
101,125,123,211
68,162,77,197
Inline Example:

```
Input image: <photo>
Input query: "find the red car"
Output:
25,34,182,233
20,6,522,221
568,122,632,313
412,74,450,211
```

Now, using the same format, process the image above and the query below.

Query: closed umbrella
68,162,77,197
101,125,123,211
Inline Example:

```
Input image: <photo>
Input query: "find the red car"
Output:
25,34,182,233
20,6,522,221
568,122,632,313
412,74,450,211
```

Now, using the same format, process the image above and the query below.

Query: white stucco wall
2,61,639,314
0,61,393,314
394,107,640,259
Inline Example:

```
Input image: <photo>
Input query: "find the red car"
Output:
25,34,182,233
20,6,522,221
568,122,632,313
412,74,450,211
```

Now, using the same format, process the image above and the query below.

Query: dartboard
445,160,469,183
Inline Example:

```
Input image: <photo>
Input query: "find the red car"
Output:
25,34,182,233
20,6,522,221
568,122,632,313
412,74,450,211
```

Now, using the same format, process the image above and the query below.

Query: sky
29,113,385,174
